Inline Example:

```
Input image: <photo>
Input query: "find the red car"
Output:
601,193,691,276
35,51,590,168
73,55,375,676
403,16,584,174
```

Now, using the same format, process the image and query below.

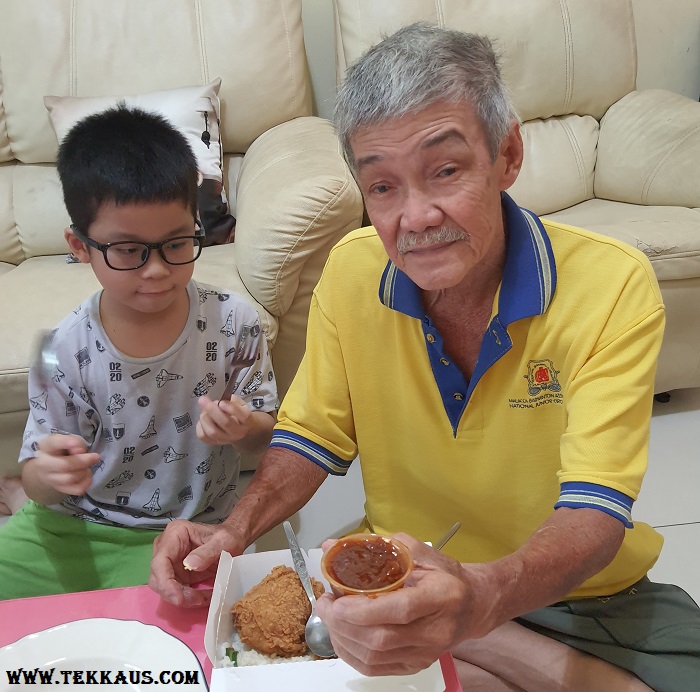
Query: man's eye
165,240,187,251
372,184,390,194
438,167,457,177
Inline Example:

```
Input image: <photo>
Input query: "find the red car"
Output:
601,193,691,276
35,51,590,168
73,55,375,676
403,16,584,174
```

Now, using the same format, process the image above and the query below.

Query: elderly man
151,24,700,690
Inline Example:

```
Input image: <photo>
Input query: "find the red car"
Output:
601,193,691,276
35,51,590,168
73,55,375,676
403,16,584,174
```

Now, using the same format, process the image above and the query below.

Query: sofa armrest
231,116,364,318
595,89,700,207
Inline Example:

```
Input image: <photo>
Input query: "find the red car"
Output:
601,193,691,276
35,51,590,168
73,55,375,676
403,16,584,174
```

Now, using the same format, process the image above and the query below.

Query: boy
0,105,277,600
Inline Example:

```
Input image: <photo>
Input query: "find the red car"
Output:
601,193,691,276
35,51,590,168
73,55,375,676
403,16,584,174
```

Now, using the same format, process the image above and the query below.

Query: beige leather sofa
334,0,700,396
0,0,363,478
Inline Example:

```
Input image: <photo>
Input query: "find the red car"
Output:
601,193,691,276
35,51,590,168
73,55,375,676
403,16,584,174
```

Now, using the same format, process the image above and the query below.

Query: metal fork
217,325,259,408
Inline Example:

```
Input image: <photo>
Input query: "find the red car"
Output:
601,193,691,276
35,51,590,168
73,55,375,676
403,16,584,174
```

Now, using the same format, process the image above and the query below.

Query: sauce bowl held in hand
320,533,413,597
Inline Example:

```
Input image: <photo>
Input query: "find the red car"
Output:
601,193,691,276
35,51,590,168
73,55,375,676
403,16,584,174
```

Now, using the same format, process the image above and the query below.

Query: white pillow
44,79,234,245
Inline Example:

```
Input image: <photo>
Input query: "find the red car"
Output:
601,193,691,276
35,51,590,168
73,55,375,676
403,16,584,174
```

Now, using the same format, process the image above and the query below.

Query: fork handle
219,365,242,405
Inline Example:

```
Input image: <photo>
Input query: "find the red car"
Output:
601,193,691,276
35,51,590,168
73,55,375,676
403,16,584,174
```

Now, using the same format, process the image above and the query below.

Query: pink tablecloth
0,585,462,690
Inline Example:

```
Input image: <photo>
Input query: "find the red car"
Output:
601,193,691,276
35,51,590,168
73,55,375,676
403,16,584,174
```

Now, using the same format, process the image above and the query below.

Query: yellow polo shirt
272,193,665,598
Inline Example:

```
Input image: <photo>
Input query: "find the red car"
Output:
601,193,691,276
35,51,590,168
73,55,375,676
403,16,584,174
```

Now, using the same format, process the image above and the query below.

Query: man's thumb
182,543,220,572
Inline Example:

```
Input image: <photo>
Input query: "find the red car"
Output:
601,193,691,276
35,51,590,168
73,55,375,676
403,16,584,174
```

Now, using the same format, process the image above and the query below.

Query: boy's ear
64,227,90,264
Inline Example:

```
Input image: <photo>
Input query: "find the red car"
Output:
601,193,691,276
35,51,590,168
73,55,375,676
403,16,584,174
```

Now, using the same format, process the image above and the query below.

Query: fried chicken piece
232,564,325,657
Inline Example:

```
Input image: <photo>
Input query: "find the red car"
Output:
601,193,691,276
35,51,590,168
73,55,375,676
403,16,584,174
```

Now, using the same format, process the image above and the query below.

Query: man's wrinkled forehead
354,128,470,173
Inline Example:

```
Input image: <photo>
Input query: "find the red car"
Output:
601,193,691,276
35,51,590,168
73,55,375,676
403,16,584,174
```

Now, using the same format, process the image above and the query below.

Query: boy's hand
33,434,100,496
196,395,253,445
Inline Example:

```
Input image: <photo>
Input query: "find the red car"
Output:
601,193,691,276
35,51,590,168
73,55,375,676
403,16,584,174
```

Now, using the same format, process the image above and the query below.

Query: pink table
0,585,462,690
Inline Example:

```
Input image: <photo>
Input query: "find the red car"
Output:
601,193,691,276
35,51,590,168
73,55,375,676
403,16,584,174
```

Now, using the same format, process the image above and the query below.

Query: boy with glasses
0,105,277,599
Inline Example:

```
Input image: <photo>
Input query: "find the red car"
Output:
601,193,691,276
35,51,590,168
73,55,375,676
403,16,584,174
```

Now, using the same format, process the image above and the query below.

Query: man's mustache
397,227,470,254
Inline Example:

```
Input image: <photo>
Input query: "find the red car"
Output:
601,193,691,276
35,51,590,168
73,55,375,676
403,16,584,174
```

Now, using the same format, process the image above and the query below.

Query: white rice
217,630,314,667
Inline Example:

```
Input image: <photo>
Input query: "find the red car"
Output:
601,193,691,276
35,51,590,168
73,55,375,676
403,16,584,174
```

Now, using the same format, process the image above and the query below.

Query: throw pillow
44,79,234,246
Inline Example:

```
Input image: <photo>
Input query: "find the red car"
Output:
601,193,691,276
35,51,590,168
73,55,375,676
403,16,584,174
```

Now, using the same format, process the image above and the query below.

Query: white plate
0,618,208,691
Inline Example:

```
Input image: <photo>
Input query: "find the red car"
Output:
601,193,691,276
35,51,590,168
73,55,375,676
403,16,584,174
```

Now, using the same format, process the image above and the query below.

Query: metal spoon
283,521,336,659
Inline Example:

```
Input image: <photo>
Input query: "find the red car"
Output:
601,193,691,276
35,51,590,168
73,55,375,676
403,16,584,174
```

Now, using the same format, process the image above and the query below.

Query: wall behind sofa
301,0,700,120
633,0,700,101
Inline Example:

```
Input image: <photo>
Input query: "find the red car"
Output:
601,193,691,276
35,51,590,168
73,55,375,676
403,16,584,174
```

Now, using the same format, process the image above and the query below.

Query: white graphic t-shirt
20,280,278,529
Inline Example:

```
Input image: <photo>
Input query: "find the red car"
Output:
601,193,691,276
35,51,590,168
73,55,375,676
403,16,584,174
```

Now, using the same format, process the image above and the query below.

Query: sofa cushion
595,89,700,208
231,116,364,317
333,0,636,122
44,80,235,246
509,115,599,216
546,200,700,282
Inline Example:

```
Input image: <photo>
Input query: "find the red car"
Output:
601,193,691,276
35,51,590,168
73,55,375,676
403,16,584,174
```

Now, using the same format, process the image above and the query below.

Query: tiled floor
634,387,700,604
267,387,700,604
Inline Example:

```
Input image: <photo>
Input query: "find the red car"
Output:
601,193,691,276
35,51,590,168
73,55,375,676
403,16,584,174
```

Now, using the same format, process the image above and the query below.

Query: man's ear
498,122,524,191
64,227,90,264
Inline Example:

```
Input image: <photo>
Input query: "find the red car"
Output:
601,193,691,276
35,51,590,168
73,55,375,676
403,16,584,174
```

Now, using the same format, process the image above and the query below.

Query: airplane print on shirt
196,452,214,474
220,311,235,338
47,365,65,384
156,369,183,388
143,488,162,513
241,371,263,396
139,416,157,439
106,470,134,488
164,446,188,463
193,373,217,397
30,391,49,411
198,287,231,305
106,393,126,415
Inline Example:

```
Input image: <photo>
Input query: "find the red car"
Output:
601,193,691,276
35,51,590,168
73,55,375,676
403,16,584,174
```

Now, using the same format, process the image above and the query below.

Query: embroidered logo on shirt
508,359,564,409
524,359,561,396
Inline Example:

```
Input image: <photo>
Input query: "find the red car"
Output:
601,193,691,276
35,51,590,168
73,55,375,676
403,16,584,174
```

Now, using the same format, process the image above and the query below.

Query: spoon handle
283,521,317,605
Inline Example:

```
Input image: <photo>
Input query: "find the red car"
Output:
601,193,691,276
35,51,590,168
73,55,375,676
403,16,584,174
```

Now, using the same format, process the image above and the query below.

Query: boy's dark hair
56,103,199,234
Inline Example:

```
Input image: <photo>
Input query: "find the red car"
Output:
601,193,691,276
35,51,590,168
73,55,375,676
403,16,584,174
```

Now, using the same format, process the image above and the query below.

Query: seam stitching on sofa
9,167,28,264
280,0,297,112
625,0,638,91
274,174,354,312
194,0,209,84
70,0,77,96
559,118,587,200
354,0,364,60
0,58,17,161
558,0,574,111
641,124,700,205
434,0,445,26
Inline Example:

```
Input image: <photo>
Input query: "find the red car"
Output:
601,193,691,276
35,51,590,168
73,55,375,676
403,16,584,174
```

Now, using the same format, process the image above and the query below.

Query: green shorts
0,501,159,601
517,577,700,692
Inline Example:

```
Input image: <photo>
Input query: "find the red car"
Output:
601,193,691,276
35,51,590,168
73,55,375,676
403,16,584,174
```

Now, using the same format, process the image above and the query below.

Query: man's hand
315,533,490,677
196,395,253,445
149,520,246,607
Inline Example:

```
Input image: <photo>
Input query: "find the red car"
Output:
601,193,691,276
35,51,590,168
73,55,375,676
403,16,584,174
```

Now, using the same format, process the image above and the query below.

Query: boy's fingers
39,434,91,458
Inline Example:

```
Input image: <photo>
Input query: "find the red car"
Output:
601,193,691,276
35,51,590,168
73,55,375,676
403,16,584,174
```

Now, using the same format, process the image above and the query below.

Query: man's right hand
149,520,246,607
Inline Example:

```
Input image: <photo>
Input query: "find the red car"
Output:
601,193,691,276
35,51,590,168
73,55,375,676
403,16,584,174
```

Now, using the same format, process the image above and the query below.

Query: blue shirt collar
378,192,557,325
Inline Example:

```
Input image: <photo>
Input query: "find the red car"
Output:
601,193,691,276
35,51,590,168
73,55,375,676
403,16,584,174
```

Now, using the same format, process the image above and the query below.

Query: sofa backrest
333,0,639,215
0,0,312,263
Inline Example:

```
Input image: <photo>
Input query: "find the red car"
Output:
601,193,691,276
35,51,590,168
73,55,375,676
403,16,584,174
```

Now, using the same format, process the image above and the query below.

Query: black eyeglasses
70,220,205,271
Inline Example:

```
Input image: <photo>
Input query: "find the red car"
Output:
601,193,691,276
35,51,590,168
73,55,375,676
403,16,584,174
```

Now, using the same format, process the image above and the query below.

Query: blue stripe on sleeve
270,430,353,476
555,481,635,528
